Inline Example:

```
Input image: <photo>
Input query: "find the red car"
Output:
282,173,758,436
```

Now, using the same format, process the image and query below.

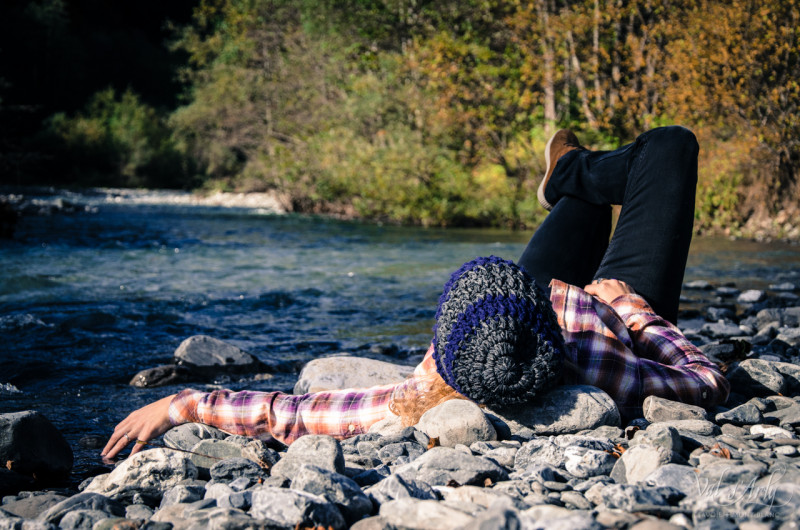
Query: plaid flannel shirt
169,279,729,444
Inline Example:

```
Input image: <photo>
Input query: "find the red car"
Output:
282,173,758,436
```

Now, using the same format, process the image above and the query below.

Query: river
1,190,799,483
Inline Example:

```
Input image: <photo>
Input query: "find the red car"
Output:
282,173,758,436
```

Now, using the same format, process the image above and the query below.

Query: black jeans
518,126,699,324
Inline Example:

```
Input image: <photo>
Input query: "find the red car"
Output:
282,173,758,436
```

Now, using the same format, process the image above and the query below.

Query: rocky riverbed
2,281,800,529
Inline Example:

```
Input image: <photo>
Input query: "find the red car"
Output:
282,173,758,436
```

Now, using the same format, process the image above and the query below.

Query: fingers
101,394,177,460
583,279,635,305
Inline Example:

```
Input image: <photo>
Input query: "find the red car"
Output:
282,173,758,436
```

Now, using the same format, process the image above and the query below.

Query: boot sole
537,132,558,211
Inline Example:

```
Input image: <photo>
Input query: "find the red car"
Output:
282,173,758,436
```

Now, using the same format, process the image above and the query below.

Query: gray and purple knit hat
432,256,564,407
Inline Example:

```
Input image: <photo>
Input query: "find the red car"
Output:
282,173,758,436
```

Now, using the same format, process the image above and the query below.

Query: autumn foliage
5,0,799,235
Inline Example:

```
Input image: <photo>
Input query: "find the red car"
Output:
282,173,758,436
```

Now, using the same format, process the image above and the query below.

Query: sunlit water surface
1,196,798,482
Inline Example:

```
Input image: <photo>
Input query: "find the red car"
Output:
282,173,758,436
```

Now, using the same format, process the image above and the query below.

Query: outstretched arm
101,382,400,459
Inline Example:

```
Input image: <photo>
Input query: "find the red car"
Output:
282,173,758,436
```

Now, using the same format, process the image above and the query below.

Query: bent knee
648,126,699,153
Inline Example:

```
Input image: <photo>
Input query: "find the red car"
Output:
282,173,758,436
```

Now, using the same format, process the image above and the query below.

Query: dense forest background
1,0,798,236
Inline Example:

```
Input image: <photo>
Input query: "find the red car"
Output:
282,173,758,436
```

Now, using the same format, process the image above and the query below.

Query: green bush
46,88,192,188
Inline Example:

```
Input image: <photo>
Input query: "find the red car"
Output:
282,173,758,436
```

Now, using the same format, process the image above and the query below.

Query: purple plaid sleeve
550,280,729,416
169,383,398,445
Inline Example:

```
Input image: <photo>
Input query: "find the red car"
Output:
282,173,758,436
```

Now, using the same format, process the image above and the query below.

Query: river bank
1,187,799,528
2,280,800,528
2,186,799,243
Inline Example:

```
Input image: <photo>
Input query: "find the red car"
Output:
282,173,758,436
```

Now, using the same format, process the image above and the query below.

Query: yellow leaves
473,164,511,198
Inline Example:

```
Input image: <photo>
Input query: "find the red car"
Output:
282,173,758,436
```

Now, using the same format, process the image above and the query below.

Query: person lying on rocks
102,126,730,460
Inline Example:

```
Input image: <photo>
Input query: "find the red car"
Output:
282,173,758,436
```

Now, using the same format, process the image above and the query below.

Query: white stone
379,498,475,530
750,424,796,439
294,356,413,394
84,448,197,498
417,400,496,447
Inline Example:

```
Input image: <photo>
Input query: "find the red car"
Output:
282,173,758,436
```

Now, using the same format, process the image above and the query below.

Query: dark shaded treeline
0,0,195,184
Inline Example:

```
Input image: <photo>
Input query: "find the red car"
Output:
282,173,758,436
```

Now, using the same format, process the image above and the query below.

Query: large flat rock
294,356,414,394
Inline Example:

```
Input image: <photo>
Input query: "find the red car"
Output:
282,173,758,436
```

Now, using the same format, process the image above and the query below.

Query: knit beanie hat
432,256,564,407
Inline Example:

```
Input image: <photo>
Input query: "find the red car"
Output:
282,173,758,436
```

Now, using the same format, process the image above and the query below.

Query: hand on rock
584,279,635,305
101,394,176,460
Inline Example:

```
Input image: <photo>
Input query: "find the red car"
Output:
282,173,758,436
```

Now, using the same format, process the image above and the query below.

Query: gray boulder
124,504,155,520
776,327,800,347
512,462,565,485
488,385,620,436
159,483,206,508
630,424,683,454
725,359,786,396
367,415,407,438
364,474,437,505
641,463,701,497
699,340,750,366
294,356,413,394
659,419,720,437
750,424,796,439
174,335,261,372
36,492,124,525
394,446,508,487
599,484,683,511
520,507,602,530
0,411,73,481
763,402,800,427
270,435,345,480
0,492,67,519
379,498,475,530
163,422,228,451
291,464,373,524
250,486,346,530
83,448,198,501
57,509,111,530
738,290,766,303
684,280,712,290
610,443,673,484
701,321,742,339
463,497,521,530
469,441,519,469
642,396,708,422
377,441,426,465
209,457,267,483
188,439,245,475
240,439,281,470
155,506,256,529
563,446,617,479
151,498,216,524
416,399,497,447
714,401,763,425
514,438,566,470
129,364,194,388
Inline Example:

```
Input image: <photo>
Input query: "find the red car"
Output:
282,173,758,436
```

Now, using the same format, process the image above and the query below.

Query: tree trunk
567,31,599,128
537,0,557,131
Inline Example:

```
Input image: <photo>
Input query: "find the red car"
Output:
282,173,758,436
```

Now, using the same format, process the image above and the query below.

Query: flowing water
1,190,799,483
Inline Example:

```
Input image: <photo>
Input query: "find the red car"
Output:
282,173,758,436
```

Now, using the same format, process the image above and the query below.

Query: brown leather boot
538,129,583,211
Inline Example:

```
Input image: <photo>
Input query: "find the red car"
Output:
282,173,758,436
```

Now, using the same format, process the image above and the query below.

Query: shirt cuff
168,388,203,426
609,293,660,326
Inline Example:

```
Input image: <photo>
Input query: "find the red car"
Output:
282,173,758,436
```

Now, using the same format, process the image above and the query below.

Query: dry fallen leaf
427,437,440,449
709,443,731,459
